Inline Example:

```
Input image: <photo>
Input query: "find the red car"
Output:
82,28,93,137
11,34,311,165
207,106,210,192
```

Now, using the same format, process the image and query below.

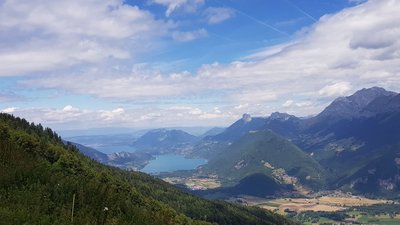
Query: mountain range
190,87,400,198
201,130,325,196
61,86,400,199
131,128,198,154
3,86,399,224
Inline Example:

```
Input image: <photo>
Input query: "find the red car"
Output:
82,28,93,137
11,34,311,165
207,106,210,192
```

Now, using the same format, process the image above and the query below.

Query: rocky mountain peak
242,113,252,123
348,87,396,107
269,112,294,121
318,86,397,119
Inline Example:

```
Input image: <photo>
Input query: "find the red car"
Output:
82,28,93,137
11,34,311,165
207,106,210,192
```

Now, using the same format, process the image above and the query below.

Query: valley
1,86,400,225
65,88,400,200
2,0,400,224
16,86,399,224
158,174,400,224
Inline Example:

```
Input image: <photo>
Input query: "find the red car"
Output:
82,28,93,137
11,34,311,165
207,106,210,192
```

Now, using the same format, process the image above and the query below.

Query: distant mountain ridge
202,87,399,146
199,127,225,139
206,114,268,142
193,87,400,197
66,141,153,170
205,111,303,144
132,128,198,154
316,87,397,120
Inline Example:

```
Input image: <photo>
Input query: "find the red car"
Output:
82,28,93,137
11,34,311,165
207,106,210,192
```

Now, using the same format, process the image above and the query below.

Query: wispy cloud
230,7,289,37
172,28,208,41
150,0,204,17
349,0,368,5
3,105,238,129
318,82,352,97
203,7,235,24
283,0,317,22
212,0,289,36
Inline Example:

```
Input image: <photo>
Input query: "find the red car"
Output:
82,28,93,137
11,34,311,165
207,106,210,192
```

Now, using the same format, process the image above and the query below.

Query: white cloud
0,0,168,76
231,90,277,103
150,0,204,17
203,7,235,24
15,0,400,120
101,108,125,121
282,100,294,107
188,108,203,115
281,100,319,116
295,101,313,107
21,70,193,99
172,28,208,42
4,105,239,129
1,107,17,113
63,105,78,112
349,0,368,4
318,82,352,97
234,104,249,109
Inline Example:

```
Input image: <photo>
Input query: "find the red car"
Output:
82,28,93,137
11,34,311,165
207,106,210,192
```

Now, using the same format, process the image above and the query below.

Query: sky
0,0,400,131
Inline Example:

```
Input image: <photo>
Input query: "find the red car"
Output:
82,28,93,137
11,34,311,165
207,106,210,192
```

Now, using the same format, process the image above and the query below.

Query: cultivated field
242,195,391,214
163,176,221,190
240,194,400,225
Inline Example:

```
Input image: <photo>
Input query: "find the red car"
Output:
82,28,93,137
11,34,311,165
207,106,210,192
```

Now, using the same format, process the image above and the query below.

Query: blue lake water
141,154,207,174
95,145,136,154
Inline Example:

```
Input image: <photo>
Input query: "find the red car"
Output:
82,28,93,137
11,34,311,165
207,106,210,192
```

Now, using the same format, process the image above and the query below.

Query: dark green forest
0,113,295,225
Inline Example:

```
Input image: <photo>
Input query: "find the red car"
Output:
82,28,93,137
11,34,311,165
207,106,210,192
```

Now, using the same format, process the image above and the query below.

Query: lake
95,145,136,154
141,154,207,174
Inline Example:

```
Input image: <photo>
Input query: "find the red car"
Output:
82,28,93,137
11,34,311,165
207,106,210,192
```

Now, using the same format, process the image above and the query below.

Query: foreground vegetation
0,113,295,225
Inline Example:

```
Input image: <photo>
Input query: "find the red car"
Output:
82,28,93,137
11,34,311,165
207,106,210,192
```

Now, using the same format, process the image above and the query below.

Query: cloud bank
0,0,167,76
2,0,400,128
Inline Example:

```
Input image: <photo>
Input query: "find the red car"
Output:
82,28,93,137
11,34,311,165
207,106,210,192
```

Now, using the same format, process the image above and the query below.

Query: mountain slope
132,129,198,154
289,88,400,195
193,87,400,197
206,114,268,142
199,127,226,139
202,130,325,192
64,141,109,162
362,93,400,115
195,113,301,159
337,145,400,197
212,112,301,142
0,113,295,225
315,87,396,121
68,141,153,170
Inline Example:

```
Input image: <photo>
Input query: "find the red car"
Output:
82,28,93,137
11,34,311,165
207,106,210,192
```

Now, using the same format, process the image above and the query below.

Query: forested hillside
0,113,295,225
201,130,325,194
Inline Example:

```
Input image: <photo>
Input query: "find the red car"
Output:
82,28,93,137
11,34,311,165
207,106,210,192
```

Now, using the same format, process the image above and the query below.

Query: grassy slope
203,130,326,189
0,113,295,225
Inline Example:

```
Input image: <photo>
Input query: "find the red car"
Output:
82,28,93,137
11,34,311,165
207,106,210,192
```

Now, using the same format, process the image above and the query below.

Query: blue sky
0,0,399,131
